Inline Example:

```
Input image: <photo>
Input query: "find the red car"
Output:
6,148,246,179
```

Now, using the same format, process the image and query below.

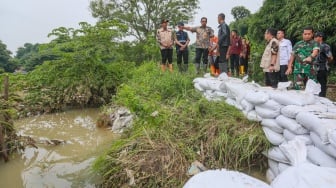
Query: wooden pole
0,75,9,162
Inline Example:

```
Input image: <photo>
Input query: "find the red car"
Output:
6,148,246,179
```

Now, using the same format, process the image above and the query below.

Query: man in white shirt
277,29,292,82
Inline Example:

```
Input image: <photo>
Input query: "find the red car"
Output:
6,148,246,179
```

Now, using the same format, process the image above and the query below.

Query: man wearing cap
182,17,214,74
286,26,320,90
174,22,190,72
156,19,174,72
314,31,334,97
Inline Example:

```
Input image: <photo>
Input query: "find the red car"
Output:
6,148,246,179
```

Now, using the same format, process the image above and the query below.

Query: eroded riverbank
0,108,116,188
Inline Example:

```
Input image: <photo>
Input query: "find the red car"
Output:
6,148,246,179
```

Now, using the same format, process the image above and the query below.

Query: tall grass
93,62,270,187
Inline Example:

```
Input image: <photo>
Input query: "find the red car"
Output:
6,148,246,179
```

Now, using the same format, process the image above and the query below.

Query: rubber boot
161,64,166,72
215,68,220,76
195,63,200,74
168,64,173,72
210,65,216,76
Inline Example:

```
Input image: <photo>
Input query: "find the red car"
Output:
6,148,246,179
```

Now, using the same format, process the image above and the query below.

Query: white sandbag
317,111,336,119
225,82,258,103
217,72,229,81
278,162,291,173
268,159,280,177
266,169,275,183
240,99,254,112
277,81,292,90
282,129,295,141
194,83,204,92
276,115,309,135
280,105,305,119
196,78,223,91
183,169,271,188
192,77,203,83
255,106,280,119
261,119,283,134
235,103,244,111
328,106,336,113
305,79,321,95
269,90,315,106
302,104,328,113
218,76,244,93
262,127,285,146
307,145,336,168
225,98,237,107
244,90,269,105
204,90,225,100
310,132,336,158
214,91,228,98
296,112,336,144
272,139,336,188
207,79,224,91
328,129,336,149
258,99,283,111
225,82,245,99
283,129,312,145
203,73,212,78
246,110,262,122
264,147,290,164
318,96,335,106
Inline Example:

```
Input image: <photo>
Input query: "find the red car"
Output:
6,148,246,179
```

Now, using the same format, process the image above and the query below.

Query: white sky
0,0,263,54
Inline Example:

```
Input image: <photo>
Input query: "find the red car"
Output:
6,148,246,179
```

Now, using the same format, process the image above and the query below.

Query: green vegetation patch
93,62,270,187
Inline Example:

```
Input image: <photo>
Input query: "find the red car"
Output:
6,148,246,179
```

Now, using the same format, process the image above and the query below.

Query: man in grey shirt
217,13,230,73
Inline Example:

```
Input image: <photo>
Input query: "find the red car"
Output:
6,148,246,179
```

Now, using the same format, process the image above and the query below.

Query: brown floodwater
0,108,116,188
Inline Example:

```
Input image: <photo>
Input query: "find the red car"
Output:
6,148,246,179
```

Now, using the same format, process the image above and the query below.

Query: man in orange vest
208,35,219,76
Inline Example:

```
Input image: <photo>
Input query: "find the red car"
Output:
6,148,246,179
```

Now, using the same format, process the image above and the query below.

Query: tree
231,6,251,21
89,0,199,41
248,0,336,44
0,40,15,73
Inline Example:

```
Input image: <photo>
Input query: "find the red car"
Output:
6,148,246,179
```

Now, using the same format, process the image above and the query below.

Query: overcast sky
0,0,263,54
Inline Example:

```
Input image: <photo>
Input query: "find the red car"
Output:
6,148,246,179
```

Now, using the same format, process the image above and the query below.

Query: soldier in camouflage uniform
286,26,320,89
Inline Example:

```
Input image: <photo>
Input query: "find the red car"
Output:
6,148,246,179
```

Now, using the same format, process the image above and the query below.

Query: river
0,108,116,188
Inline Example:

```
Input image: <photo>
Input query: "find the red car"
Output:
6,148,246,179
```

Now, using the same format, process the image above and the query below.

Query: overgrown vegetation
93,63,270,187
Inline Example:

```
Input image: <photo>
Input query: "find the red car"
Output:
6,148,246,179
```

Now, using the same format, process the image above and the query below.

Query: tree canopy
248,0,336,45
231,6,251,21
89,0,199,41
0,40,15,73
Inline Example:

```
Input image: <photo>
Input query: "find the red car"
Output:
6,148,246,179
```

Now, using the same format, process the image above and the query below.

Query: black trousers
218,46,229,73
317,70,328,97
195,48,208,65
230,54,240,74
279,65,288,82
176,49,189,65
265,72,279,88
160,48,173,64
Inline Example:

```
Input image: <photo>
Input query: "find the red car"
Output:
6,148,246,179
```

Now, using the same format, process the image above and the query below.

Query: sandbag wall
193,74,336,183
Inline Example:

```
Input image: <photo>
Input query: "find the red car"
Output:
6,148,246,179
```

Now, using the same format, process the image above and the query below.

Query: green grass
93,62,270,187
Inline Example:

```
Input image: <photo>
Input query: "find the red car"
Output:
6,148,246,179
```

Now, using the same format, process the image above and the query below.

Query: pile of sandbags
193,73,336,186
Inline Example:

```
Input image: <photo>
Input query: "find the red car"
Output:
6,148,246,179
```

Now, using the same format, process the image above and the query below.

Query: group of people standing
156,13,250,76
156,14,334,98
260,26,333,97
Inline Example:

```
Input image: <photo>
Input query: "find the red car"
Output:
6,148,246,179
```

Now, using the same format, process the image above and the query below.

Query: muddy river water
0,108,116,188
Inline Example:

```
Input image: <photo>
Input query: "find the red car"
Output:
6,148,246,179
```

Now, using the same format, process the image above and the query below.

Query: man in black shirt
174,22,190,72
314,32,334,97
